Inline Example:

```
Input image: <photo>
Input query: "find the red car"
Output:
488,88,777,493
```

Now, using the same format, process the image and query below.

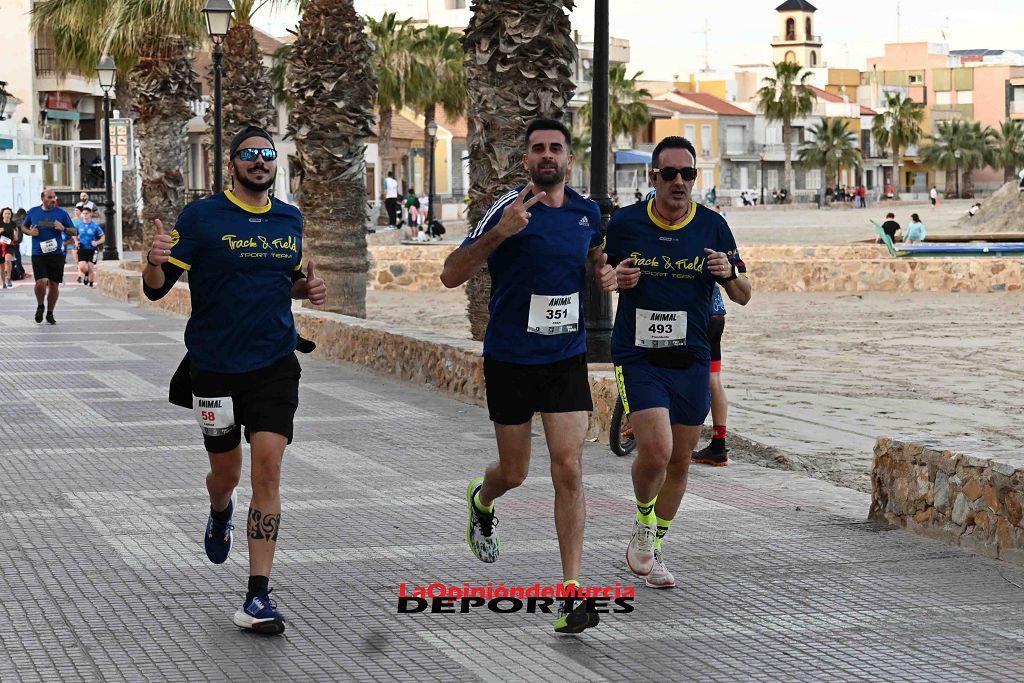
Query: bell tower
771,0,822,68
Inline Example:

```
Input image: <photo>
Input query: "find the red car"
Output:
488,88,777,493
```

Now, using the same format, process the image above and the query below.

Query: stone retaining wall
870,437,1024,563
366,244,1024,293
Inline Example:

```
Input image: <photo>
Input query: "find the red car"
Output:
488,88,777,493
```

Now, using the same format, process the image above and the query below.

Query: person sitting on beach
905,213,927,244
967,202,981,217
878,212,901,243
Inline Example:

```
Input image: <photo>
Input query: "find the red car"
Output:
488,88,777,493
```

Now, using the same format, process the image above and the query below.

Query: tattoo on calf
248,508,280,541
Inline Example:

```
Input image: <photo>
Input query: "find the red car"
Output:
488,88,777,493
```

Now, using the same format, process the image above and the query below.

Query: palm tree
410,25,467,201
570,129,592,186
797,118,860,204
31,0,204,249
203,0,279,190
872,92,924,199
287,0,376,317
757,61,816,202
990,119,1024,183
920,120,967,197
959,121,994,199
461,0,577,341
579,65,651,190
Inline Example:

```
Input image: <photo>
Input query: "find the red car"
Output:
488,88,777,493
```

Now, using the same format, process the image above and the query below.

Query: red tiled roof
670,91,753,117
807,85,876,116
644,99,710,116
435,111,468,139
253,28,284,54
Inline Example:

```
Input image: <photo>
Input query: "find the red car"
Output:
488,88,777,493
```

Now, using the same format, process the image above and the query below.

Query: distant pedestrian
857,185,867,208
383,171,400,228
75,191,97,213
0,207,19,288
1018,169,1024,193
929,186,938,211
905,213,927,243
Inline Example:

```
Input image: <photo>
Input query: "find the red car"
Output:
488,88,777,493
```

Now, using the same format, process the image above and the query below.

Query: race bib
40,238,58,254
0,236,11,245
635,309,687,348
527,292,580,335
193,395,235,436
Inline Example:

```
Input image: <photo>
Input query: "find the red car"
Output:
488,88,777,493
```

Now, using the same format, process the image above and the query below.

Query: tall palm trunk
892,147,901,199
782,121,793,202
462,0,577,341
114,78,143,250
944,168,956,198
131,37,199,247
377,106,394,225
287,0,377,317
963,168,976,199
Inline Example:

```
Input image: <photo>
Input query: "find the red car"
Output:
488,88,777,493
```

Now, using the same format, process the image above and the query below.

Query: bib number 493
635,309,686,348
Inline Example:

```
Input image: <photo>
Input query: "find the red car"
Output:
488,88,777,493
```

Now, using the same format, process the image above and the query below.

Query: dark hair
911,213,920,222
525,118,571,149
1,207,12,221
81,206,93,213
652,136,697,167
885,212,894,218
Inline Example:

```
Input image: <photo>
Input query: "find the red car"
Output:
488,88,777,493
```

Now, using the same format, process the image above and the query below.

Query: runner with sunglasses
604,136,750,589
143,125,327,635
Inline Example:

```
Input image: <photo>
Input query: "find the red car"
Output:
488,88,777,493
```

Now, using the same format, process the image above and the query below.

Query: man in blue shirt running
21,188,76,324
143,126,327,635
75,207,105,287
606,136,751,589
441,118,615,634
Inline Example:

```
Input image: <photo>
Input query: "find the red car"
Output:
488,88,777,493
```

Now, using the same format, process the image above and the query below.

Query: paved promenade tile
1,288,1022,682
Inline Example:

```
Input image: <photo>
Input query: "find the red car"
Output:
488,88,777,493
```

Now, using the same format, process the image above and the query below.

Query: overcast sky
253,0,1023,81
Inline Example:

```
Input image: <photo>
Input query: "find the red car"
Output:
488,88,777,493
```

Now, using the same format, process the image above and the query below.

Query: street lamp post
203,0,234,192
96,55,119,261
584,0,613,362
425,120,438,233
759,144,766,206
954,149,961,199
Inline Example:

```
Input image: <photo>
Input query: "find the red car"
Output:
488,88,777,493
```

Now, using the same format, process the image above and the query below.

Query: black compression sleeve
142,261,185,301
291,268,306,284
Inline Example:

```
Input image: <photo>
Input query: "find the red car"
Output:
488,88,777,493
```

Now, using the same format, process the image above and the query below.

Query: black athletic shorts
78,249,96,263
31,254,66,282
709,315,725,362
189,352,301,453
483,352,593,425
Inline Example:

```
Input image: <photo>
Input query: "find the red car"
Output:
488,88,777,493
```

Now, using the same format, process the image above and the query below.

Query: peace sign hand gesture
495,183,546,239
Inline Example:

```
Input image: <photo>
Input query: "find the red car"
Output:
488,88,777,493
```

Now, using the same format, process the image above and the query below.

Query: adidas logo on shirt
579,216,590,227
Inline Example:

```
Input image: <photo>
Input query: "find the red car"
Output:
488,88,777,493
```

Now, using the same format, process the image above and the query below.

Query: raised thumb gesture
148,218,173,266
305,259,327,306
594,251,616,292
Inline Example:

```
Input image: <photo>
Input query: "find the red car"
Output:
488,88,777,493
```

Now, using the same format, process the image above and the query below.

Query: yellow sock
473,490,493,513
635,497,657,526
655,516,673,549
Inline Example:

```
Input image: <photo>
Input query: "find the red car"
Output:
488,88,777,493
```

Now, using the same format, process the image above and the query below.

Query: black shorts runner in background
78,249,96,263
708,315,725,362
189,352,301,453
483,352,593,425
31,254,66,282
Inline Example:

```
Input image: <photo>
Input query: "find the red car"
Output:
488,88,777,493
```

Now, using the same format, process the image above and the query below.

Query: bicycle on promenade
609,396,636,457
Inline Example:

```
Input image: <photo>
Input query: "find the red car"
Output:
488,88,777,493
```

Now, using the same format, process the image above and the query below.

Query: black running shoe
692,444,728,466
554,597,600,634
34,305,44,323
45,311,56,325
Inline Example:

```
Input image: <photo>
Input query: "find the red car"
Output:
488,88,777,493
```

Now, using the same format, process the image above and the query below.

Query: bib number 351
527,292,580,335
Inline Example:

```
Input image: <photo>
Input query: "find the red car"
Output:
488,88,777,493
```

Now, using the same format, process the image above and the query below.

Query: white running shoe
626,519,657,576
645,548,676,589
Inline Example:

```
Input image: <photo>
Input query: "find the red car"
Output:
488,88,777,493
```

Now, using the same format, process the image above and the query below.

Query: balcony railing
35,48,56,76
773,34,822,43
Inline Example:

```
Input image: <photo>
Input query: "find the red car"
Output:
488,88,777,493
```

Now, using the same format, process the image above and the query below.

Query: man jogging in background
75,207,104,287
142,125,326,635
21,188,76,324
692,285,730,466
605,135,750,589
440,118,615,634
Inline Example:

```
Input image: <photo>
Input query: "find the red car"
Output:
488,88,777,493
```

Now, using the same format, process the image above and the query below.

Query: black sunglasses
234,147,278,162
653,166,698,182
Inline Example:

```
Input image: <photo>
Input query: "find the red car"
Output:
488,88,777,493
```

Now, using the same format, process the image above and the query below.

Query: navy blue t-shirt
463,185,602,364
24,206,74,256
168,190,303,373
605,200,745,365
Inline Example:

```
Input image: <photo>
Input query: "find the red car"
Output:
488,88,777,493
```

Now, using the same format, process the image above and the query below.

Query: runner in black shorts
21,189,76,324
440,118,615,634
142,126,327,635
693,286,730,466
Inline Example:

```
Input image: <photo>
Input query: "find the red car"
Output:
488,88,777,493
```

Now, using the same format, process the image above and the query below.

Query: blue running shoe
233,588,287,635
204,489,236,565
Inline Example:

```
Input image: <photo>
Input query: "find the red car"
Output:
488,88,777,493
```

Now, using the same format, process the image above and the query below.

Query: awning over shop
45,109,80,121
615,149,652,165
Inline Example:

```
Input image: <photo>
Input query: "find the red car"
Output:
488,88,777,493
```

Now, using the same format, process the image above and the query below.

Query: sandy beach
366,287,1023,491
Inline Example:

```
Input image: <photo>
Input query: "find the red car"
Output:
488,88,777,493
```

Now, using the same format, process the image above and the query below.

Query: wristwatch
716,265,737,283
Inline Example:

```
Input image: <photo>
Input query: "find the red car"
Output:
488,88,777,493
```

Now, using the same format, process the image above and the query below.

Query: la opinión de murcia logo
397,582,635,615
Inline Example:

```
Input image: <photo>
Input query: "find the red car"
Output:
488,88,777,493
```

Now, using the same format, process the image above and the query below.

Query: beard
529,163,566,188
233,163,277,193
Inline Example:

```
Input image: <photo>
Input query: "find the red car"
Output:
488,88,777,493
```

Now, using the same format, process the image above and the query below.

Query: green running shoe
466,477,499,563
